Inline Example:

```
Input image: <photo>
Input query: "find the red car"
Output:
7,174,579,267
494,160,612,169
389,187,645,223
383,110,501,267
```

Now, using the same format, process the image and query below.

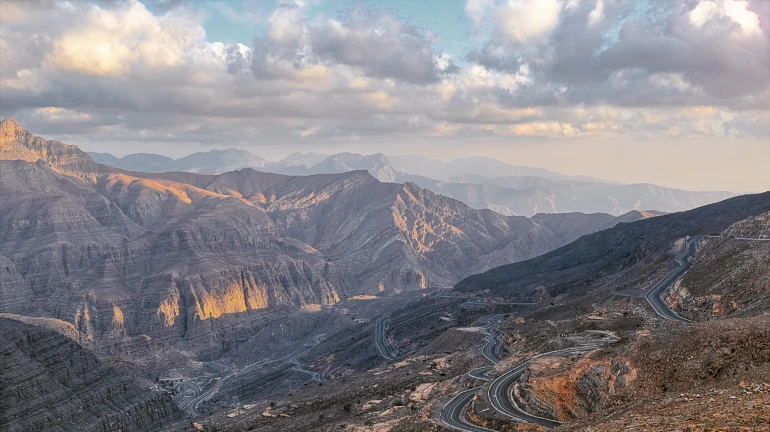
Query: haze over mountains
0,118,639,353
90,148,735,217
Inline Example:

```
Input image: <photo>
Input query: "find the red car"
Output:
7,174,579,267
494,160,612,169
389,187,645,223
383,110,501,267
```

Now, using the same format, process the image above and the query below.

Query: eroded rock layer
0,317,180,432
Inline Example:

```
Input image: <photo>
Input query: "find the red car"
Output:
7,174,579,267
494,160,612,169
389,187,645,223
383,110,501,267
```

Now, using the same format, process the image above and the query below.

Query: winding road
441,388,498,432
441,315,506,431
480,315,505,364
486,346,597,428
645,236,701,323
441,313,619,431
176,334,327,416
374,317,397,361
290,334,326,382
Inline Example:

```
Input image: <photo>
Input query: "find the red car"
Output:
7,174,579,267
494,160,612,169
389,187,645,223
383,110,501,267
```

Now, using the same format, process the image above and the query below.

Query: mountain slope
455,192,770,298
0,316,180,432
0,118,636,358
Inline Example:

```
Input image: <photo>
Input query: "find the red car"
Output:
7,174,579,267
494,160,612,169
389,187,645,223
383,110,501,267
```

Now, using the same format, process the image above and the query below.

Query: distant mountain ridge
90,148,267,173
90,147,735,217
454,191,770,299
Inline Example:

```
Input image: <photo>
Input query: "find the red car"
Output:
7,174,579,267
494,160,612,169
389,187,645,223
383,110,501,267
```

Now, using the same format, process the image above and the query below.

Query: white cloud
0,0,766,149
494,0,563,44
690,0,761,35
588,0,604,27
465,0,494,26
43,1,201,77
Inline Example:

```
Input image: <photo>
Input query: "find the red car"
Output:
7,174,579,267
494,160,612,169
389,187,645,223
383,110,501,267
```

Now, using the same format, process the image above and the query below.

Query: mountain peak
0,118,26,140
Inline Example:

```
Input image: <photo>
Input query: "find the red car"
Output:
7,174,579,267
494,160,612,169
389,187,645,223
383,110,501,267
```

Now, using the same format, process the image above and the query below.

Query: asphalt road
486,346,596,428
645,236,701,323
176,380,208,416
439,314,506,431
467,366,494,381
176,334,327,416
441,388,499,432
374,317,397,361
480,315,505,364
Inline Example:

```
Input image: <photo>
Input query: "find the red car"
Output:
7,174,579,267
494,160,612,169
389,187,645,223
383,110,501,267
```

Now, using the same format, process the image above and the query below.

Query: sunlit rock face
0,119,639,353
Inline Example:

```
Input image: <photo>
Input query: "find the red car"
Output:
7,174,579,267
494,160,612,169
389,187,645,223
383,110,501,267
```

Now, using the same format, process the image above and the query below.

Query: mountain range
89,148,735,217
3,117,769,432
0,118,641,356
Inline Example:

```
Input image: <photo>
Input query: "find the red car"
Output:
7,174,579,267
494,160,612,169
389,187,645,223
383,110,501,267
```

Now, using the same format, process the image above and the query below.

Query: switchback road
486,346,597,428
645,236,700,323
441,388,498,432
480,315,505,364
440,314,505,431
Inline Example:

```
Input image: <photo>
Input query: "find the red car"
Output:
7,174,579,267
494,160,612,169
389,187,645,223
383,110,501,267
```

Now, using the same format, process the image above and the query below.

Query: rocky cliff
0,317,180,432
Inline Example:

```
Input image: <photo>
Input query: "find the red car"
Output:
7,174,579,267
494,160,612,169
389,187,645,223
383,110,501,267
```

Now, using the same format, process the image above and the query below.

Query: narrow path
176,334,326,416
290,334,326,382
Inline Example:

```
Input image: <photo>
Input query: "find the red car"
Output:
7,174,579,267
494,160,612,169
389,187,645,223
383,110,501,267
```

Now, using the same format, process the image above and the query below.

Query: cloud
0,0,766,150
250,2,455,84
493,0,564,44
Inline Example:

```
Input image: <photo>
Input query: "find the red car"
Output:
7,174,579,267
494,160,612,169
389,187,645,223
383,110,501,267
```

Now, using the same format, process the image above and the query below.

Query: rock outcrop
0,317,180,432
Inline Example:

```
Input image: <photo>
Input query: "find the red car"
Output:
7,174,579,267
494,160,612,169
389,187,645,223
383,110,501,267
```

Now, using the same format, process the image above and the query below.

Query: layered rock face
0,118,637,353
0,317,180,432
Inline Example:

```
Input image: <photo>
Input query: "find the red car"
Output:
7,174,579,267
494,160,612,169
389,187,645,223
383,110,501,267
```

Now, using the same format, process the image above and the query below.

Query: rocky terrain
666,211,770,320
0,118,644,358
0,316,181,432
176,189,770,432
3,116,767,432
455,192,770,300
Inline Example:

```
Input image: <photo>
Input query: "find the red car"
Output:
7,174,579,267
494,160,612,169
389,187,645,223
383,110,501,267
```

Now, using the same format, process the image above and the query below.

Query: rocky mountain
397,172,735,217
454,191,770,299
668,211,770,320
268,152,329,169
0,316,180,432
0,118,636,357
89,148,267,173
303,152,400,182
91,147,735,216
386,154,602,183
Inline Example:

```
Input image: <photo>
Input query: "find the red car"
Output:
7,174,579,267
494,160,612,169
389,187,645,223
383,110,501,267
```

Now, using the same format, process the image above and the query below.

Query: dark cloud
465,45,521,74
310,7,451,84
148,0,188,12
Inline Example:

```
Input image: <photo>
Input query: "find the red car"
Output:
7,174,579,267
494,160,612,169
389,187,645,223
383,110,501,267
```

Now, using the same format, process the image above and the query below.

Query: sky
0,0,768,192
